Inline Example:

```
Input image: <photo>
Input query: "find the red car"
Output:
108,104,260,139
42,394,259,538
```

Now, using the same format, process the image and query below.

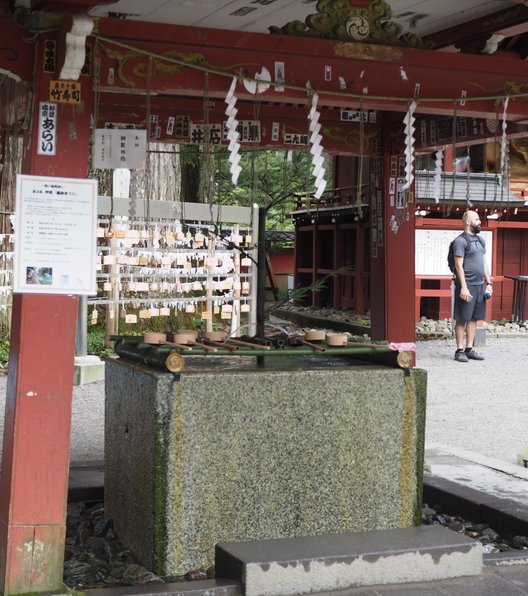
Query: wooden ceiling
10,0,528,58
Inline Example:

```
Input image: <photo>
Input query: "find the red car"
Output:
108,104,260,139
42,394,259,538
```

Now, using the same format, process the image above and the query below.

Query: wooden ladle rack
111,334,413,373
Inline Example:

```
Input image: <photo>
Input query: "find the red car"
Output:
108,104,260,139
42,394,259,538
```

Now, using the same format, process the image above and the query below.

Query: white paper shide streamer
308,93,327,199
224,77,242,185
433,149,443,203
402,100,417,190
500,96,510,193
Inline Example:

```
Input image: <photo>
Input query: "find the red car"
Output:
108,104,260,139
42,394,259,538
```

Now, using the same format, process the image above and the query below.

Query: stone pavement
82,566,528,595
322,565,528,595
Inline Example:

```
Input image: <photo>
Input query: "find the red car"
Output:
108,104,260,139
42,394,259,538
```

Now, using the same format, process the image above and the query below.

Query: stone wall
105,358,426,575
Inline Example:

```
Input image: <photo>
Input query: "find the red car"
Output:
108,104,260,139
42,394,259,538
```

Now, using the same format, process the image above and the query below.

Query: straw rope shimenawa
91,35,526,107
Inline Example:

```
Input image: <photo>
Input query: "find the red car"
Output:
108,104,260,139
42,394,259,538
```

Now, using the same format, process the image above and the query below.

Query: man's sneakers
454,349,468,362
454,348,485,362
465,348,485,360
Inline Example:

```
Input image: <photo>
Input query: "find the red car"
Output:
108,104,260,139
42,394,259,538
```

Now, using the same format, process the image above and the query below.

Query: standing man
452,210,492,362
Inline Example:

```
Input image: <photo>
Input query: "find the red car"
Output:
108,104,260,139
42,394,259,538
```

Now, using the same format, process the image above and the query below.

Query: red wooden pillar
0,33,93,594
370,150,416,344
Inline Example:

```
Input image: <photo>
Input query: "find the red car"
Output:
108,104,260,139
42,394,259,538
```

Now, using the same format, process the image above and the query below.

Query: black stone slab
68,460,104,502
424,474,528,539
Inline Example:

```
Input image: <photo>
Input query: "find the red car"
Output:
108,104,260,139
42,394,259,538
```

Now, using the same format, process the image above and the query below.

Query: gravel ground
0,374,105,462
0,334,525,464
417,335,528,464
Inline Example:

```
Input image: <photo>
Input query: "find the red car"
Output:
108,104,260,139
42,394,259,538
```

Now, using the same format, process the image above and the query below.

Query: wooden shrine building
4,0,528,592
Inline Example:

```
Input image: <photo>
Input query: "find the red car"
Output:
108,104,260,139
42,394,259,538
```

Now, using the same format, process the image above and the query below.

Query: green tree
211,148,320,229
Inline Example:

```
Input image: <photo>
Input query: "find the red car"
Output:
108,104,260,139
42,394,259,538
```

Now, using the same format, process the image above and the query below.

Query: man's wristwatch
486,282,492,286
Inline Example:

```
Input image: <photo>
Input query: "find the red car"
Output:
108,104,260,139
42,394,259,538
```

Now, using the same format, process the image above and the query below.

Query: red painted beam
97,94,383,154
92,17,528,120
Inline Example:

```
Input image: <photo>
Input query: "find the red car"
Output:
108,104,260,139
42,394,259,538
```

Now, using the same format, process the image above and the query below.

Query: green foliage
87,325,114,357
265,267,352,319
0,339,9,364
211,149,318,230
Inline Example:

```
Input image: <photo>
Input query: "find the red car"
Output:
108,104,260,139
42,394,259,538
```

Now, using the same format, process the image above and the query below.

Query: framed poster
14,175,98,295
415,229,492,276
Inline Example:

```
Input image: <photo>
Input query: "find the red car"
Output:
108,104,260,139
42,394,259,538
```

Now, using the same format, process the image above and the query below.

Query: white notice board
415,229,492,276
14,175,98,295
93,129,146,170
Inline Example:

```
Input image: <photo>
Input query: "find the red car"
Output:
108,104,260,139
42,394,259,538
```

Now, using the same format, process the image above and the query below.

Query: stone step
215,526,482,596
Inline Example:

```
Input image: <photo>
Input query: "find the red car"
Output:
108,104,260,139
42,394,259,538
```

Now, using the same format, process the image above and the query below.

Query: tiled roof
416,171,524,205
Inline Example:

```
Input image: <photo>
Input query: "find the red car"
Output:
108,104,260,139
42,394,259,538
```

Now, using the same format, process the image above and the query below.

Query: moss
152,400,170,575
398,369,427,528
398,370,416,527
413,369,428,526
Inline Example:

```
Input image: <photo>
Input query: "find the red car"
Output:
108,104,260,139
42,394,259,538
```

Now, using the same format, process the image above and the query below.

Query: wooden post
370,145,416,344
0,32,93,594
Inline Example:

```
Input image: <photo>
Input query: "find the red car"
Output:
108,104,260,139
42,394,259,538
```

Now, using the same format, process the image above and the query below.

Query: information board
93,129,146,170
14,175,98,295
415,229,492,276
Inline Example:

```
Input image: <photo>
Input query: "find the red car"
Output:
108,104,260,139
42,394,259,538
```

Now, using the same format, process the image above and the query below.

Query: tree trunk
180,145,201,203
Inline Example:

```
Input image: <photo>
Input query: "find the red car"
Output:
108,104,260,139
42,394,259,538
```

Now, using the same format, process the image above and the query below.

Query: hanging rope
500,95,510,205
465,145,472,208
402,100,417,190
433,148,443,203
250,90,261,209
93,35,528,107
143,55,153,230
356,100,365,216
445,106,458,216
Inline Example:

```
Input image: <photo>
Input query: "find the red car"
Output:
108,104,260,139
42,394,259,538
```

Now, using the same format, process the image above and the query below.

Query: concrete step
216,526,482,596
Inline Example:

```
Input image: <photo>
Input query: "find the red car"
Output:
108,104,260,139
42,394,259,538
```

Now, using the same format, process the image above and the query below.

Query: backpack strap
452,233,470,282
463,232,485,251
